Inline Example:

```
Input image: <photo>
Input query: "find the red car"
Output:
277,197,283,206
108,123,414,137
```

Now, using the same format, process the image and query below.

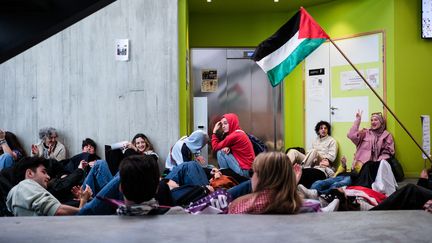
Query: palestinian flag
253,7,329,87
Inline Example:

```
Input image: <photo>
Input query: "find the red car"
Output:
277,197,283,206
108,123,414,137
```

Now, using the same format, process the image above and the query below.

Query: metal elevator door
191,48,283,163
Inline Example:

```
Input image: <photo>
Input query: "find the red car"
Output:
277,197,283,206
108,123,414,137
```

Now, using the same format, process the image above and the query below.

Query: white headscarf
165,130,208,170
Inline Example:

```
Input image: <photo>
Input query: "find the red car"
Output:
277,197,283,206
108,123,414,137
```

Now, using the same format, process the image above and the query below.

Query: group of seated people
0,110,431,217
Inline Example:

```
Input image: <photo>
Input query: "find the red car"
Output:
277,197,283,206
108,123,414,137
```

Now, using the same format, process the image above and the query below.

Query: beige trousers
287,149,323,167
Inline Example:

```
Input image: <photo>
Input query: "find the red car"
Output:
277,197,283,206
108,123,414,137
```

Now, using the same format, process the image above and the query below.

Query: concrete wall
0,0,179,167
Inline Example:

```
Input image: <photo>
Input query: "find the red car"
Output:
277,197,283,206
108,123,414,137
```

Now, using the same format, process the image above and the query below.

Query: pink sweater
347,117,395,164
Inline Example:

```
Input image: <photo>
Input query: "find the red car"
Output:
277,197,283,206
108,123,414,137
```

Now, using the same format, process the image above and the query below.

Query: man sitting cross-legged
6,157,92,216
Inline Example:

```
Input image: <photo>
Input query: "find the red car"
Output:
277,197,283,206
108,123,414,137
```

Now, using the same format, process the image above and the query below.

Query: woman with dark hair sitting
123,133,158,160
287,120,337,168
0,129,26,170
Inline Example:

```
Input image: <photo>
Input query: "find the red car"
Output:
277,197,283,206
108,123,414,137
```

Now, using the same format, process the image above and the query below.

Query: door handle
330,107,338,110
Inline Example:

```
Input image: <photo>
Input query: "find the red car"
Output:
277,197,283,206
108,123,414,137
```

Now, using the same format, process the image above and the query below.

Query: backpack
247,133,268,156
170,185,209,207
235,130,268,155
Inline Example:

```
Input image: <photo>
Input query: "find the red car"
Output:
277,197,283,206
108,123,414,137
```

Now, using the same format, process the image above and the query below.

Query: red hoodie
211,113,255,170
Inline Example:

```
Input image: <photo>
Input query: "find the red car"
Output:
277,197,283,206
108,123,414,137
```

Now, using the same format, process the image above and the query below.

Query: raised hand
31,144,39,155
355,109,363,120
340,156,347,168
213,121,222,134
293,163,302,184
0,129,5,140
81,185,93,201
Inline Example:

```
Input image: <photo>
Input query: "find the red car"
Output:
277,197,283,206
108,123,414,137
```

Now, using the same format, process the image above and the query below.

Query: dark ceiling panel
188,0,337,13
0,0,116,64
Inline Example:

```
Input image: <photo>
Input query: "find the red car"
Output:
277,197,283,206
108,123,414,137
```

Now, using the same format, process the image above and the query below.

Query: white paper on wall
115,39,129,61
421,115,431,159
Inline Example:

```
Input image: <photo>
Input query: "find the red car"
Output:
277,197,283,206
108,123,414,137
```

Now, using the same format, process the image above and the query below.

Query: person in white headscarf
165,130,209,171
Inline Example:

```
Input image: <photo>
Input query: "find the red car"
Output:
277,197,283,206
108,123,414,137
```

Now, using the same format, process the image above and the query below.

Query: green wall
394,0,432,177
188,0,432,177
179,0,191,136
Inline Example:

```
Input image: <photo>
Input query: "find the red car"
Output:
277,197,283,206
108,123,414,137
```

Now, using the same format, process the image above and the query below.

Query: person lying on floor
6,157,92,216
298,156,356,199
115,155,185,215
369,168,432,212
228,152,339,214
78,156,186,215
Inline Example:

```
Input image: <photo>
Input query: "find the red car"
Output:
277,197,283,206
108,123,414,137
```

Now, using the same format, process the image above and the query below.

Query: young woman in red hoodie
211,113,255,178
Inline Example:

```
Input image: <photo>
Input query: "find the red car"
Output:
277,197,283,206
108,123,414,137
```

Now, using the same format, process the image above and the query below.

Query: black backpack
247,133,268,156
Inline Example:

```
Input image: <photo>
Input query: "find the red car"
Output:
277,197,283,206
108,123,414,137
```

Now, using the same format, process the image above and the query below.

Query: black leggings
371,184,432,210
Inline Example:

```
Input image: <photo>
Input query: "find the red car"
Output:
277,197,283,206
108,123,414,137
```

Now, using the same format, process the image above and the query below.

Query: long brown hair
252,152,302,214
132,133,154,152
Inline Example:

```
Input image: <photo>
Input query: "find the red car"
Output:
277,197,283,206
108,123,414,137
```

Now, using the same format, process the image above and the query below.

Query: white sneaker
298,184,319,200
321,199,340,212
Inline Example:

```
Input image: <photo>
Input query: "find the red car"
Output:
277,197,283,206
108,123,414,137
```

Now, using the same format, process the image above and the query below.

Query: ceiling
188,0,337,13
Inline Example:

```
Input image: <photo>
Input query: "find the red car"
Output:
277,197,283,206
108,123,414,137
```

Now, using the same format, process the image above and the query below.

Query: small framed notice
116,39,129,61
201,69,218,92
421,115,430,159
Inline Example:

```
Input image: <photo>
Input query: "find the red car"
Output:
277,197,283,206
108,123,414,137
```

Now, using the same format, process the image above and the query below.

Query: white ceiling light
207,0,212,2
274,0,279,2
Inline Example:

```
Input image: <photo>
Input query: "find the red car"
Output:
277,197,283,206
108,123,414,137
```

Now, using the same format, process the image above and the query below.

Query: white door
305,32,385,165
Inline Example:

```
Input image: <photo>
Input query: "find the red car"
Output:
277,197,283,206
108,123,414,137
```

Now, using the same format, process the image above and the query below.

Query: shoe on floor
298,184,319,200
321,199,340,213
319,196,329,208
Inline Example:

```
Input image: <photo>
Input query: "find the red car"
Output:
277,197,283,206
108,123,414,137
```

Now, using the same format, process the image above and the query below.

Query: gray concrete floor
0,211,430,242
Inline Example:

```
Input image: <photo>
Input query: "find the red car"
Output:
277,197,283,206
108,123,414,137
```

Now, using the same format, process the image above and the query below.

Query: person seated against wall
346,110,394,170
0,129,26,170
287,120,337,169
31,127,67,161
78,155,172,215
64,138,101,174
165,130,209,172
6,157,92,216
123,133,158,158
81,138,97,155
340,110,395,189
228,152,340,214
106,133,158,176
211,113,255,178
116,155,185,215
78,134,158,215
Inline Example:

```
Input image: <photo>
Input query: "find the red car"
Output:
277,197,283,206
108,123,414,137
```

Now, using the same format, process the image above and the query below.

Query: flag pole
328,38,432,164
273,87,277,151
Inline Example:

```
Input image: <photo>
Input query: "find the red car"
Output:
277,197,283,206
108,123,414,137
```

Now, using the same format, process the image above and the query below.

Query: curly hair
314,121,331,136
38,127,57,140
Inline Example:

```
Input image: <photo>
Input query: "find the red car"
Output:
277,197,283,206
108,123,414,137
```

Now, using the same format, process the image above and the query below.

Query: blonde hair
252,152,302,214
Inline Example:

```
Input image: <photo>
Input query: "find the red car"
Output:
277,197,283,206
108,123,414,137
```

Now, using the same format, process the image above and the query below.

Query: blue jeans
227,180,251,200
82,160,113,195
78,174,122,215
311,175,352,195
0,153,14,171
217,151,250,178
165,161,209,186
